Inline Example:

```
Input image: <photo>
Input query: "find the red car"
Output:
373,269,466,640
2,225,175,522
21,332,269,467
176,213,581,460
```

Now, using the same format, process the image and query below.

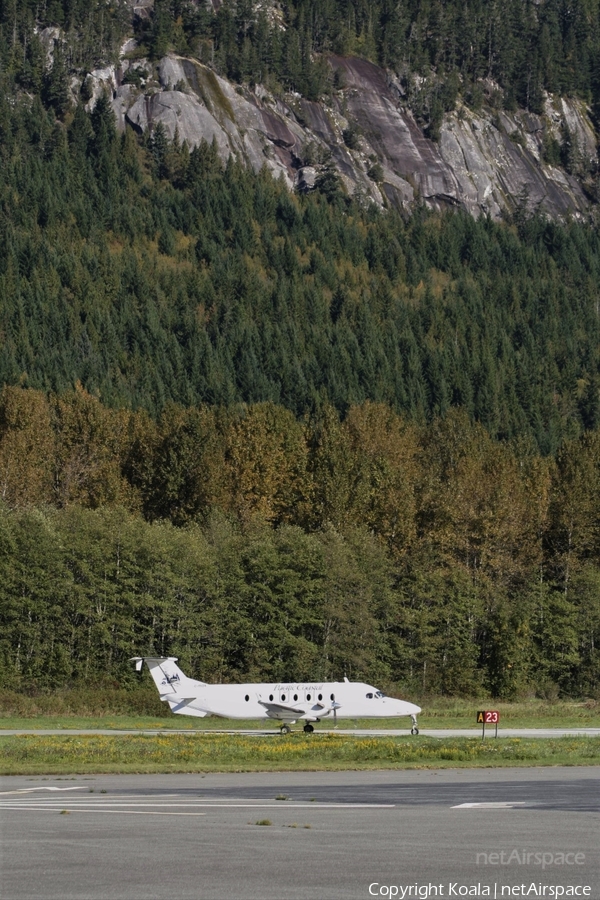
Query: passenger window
245,695,249,701
269,694,273,701
366,692,373,699
330,693,335,701
281,694,286,701
318,693,323,701
306,694,311,701
293,694,298,701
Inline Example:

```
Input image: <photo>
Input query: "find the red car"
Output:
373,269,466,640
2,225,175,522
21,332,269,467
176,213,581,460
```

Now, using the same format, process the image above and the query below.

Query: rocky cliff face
87,43,598,221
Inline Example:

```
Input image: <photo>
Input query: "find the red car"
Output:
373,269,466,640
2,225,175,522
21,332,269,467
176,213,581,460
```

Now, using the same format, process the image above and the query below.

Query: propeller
332,700,341,729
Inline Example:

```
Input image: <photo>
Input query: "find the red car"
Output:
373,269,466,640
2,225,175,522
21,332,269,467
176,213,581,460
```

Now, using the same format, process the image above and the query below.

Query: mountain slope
0,0,599,449
93,46,599,220
4,0,599,220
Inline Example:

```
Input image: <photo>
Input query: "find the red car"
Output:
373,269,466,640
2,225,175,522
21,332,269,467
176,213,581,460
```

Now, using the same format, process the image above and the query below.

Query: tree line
0,387,598,698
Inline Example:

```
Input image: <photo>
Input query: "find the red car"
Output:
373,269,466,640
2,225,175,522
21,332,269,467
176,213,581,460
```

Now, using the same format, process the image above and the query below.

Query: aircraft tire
280,724,291,735
410,726,419,736
303,724,314,734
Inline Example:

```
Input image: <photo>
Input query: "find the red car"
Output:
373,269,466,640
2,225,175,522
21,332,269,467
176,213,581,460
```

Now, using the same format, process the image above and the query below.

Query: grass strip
1,733,599,775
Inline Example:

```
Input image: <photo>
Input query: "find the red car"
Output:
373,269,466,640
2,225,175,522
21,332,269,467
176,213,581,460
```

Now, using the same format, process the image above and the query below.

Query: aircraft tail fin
130,657,206,696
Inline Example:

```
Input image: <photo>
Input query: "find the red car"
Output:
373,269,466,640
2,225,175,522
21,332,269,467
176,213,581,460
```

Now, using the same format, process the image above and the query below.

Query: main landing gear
279,723,315,734
410,715,419,736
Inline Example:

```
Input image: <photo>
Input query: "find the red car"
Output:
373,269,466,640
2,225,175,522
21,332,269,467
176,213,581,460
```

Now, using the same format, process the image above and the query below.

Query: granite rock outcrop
90,46,598,220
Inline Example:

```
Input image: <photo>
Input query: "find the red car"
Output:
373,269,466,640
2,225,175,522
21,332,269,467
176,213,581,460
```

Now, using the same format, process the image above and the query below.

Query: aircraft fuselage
170,680,419,722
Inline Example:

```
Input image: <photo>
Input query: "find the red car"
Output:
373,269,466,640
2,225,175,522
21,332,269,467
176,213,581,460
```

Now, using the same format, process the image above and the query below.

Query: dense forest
0,1,599,700
0,387,599,698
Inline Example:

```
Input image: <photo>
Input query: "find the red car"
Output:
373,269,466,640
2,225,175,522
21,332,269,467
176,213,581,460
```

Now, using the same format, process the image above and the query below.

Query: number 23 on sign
477,710,499,737
477,710,499,724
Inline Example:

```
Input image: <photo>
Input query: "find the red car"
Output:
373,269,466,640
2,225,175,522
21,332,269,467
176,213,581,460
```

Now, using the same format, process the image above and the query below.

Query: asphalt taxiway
1,768,598,900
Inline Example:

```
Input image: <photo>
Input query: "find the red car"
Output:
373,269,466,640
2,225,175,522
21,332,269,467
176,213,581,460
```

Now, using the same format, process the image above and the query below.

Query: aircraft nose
394,700,421,716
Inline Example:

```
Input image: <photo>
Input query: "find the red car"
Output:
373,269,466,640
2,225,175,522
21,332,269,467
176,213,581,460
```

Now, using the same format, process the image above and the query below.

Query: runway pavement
1,768,598,900
2,727,600,737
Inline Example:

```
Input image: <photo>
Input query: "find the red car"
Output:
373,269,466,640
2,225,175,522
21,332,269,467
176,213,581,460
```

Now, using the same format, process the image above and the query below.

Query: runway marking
1,801,395,809
0,786,86,795
3,802,283,808
452,802,529,809
0,792,234,800
0,807,207,816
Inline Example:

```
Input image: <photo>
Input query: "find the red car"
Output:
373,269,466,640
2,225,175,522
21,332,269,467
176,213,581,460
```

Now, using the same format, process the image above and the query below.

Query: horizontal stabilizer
167,697,207,717
167,697,195,709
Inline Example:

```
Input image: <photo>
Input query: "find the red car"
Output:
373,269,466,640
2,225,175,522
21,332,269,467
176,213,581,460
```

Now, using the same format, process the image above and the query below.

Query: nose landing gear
410,715,419,736
280,724,291,735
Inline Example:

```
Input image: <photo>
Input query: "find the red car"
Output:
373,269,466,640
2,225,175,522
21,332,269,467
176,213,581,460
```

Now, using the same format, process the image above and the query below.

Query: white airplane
132,657,421,734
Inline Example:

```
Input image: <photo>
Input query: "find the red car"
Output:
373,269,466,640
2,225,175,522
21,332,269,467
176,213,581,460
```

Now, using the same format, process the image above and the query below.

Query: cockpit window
366,692,374,699
375,690,386,698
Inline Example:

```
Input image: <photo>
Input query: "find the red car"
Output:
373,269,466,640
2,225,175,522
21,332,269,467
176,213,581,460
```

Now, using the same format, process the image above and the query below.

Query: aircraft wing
258,700,306,719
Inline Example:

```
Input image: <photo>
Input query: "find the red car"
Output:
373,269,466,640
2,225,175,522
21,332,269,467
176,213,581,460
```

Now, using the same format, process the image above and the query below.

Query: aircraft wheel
303,724,314,734
280,724,291,735
410,726,419,736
